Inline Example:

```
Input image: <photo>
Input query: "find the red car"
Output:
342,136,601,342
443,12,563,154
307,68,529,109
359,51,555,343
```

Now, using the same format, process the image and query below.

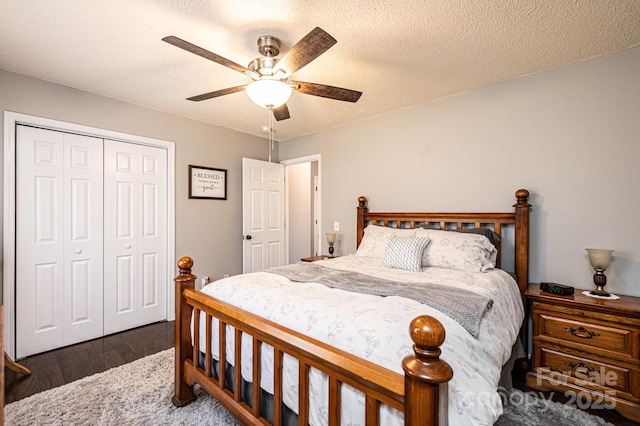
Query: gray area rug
5,349,614,425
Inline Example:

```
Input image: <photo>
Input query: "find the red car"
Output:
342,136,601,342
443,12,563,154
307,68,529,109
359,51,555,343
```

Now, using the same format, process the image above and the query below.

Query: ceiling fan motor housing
257,35,280,57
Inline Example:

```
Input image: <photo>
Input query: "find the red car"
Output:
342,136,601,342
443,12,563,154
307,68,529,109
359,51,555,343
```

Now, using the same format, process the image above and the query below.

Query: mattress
197,255,524,425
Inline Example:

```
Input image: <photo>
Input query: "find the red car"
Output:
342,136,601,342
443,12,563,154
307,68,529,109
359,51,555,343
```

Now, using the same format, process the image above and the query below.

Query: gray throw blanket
267,263,493,337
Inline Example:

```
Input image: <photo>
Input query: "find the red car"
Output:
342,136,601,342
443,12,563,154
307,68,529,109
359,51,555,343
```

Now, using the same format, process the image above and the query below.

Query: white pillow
355,225,417,259
381,236,430,272
415,228,497,272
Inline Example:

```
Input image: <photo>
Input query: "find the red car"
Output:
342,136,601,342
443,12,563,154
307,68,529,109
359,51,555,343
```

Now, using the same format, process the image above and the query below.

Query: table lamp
326,232,336,258
585,248,614,297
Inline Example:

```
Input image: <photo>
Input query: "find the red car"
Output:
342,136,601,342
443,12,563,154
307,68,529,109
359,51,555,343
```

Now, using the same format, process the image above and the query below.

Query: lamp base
590,287,611,297
591,272,610,297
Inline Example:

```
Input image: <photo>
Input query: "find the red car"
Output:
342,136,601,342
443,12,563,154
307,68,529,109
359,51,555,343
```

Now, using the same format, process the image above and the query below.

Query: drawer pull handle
564,326,600,339
564,361,596,375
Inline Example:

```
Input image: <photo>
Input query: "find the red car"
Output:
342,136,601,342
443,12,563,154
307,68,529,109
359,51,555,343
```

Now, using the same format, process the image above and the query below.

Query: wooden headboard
356,189,531,294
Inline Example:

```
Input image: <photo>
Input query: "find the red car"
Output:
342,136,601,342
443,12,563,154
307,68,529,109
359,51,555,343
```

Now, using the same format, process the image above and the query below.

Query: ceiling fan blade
186,85,246,102
291,81,362,103
272,27,337,75
273,104,290,121
163,36,260,80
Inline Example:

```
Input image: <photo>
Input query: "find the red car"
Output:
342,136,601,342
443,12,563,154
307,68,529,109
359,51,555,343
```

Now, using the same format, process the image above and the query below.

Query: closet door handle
125,244,132,249
74,249,82,254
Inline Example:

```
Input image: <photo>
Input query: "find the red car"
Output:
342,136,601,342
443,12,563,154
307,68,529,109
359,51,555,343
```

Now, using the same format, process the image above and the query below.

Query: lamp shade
325,232,336,244
246,79,291,108
585,248,614,269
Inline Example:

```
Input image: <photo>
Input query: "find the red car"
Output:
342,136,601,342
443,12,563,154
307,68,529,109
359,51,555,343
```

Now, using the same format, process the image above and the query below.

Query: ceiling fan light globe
246,79,291,109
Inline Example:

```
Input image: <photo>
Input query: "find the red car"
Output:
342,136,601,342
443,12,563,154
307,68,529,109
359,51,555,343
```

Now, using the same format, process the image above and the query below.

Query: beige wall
0,69,273,287
280,46,640,297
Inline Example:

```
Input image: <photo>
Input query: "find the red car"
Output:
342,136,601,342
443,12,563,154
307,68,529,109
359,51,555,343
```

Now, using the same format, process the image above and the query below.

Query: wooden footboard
172,257,453,426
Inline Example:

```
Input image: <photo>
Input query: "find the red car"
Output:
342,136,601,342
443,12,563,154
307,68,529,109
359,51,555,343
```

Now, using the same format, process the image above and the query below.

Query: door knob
74,249,82,254
246,235,252,240
125,244,132,249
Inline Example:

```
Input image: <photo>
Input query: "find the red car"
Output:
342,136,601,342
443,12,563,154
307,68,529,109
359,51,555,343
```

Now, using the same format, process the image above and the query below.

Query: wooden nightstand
525,284,640,422
300,255,330,262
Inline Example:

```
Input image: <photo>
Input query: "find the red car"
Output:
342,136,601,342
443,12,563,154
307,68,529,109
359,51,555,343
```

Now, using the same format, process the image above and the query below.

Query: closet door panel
62,133,104,346
104,140,167,334
16,127,104,357
104,140,139,333
137,145,167,325
16,126,64,358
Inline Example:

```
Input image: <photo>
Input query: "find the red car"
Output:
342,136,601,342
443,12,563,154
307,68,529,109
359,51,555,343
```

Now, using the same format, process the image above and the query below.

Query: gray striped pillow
382,236,430,272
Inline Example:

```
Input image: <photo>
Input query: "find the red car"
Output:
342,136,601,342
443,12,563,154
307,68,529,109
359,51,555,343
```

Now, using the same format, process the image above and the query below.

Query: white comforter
198,255,524,426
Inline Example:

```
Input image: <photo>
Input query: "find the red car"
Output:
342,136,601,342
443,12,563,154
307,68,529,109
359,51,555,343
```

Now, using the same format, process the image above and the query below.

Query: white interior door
103,140,167,334
16,126,104,358
242,158,285,273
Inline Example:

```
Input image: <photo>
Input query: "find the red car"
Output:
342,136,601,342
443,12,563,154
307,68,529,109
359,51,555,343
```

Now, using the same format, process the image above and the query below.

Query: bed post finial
172,256,197,407
403,316,453,426
515,189,530,206
513,189,531,294
177,256,194,274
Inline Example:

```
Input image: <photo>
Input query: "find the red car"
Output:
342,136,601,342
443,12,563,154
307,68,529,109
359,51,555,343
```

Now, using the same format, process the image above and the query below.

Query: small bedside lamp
585,248,614,297
325,232,336,258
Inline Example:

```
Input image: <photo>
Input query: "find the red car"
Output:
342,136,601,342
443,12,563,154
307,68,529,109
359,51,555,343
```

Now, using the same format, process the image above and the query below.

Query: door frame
3,111,176,357
280,154,321,263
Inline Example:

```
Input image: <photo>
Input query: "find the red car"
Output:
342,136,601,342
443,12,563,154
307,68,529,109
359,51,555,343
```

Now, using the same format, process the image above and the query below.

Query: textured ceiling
1,0,639,140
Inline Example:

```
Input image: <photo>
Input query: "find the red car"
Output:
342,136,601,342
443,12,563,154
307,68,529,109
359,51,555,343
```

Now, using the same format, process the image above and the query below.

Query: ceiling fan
162,27,362,121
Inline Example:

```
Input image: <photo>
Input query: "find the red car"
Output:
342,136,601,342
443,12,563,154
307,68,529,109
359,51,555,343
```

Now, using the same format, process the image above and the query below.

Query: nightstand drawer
536,346,637,397
534,311,637,359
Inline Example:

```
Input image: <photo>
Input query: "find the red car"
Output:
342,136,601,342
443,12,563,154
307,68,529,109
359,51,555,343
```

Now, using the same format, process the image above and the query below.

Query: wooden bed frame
172,189,531,426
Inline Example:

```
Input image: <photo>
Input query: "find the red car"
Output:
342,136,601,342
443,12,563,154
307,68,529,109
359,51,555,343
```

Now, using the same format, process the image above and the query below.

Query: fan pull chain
268,108,274,163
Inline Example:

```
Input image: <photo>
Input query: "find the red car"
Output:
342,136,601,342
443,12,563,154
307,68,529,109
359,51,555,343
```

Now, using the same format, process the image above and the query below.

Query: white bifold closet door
16,126,104,358
103,140,167,334
16,127,168,358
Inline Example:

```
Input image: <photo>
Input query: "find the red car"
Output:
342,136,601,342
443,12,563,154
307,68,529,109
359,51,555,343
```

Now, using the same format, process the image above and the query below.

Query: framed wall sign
189,165,227,200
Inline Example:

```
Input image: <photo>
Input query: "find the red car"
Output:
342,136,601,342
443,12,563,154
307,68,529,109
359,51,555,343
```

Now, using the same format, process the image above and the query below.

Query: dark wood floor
4,320,174,404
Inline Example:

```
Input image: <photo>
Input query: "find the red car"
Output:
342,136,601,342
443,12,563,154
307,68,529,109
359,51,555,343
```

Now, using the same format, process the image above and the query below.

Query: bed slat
366,395,380,425
251,336,261,418
298,362,310,426
193,308,200,368
234,328,242,403
273,349,283,425
205,314,212,378
328,376,341,425
218,320,226,386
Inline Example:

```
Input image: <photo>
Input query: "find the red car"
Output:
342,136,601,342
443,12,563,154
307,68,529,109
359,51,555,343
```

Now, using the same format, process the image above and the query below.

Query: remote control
540,282,574,295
